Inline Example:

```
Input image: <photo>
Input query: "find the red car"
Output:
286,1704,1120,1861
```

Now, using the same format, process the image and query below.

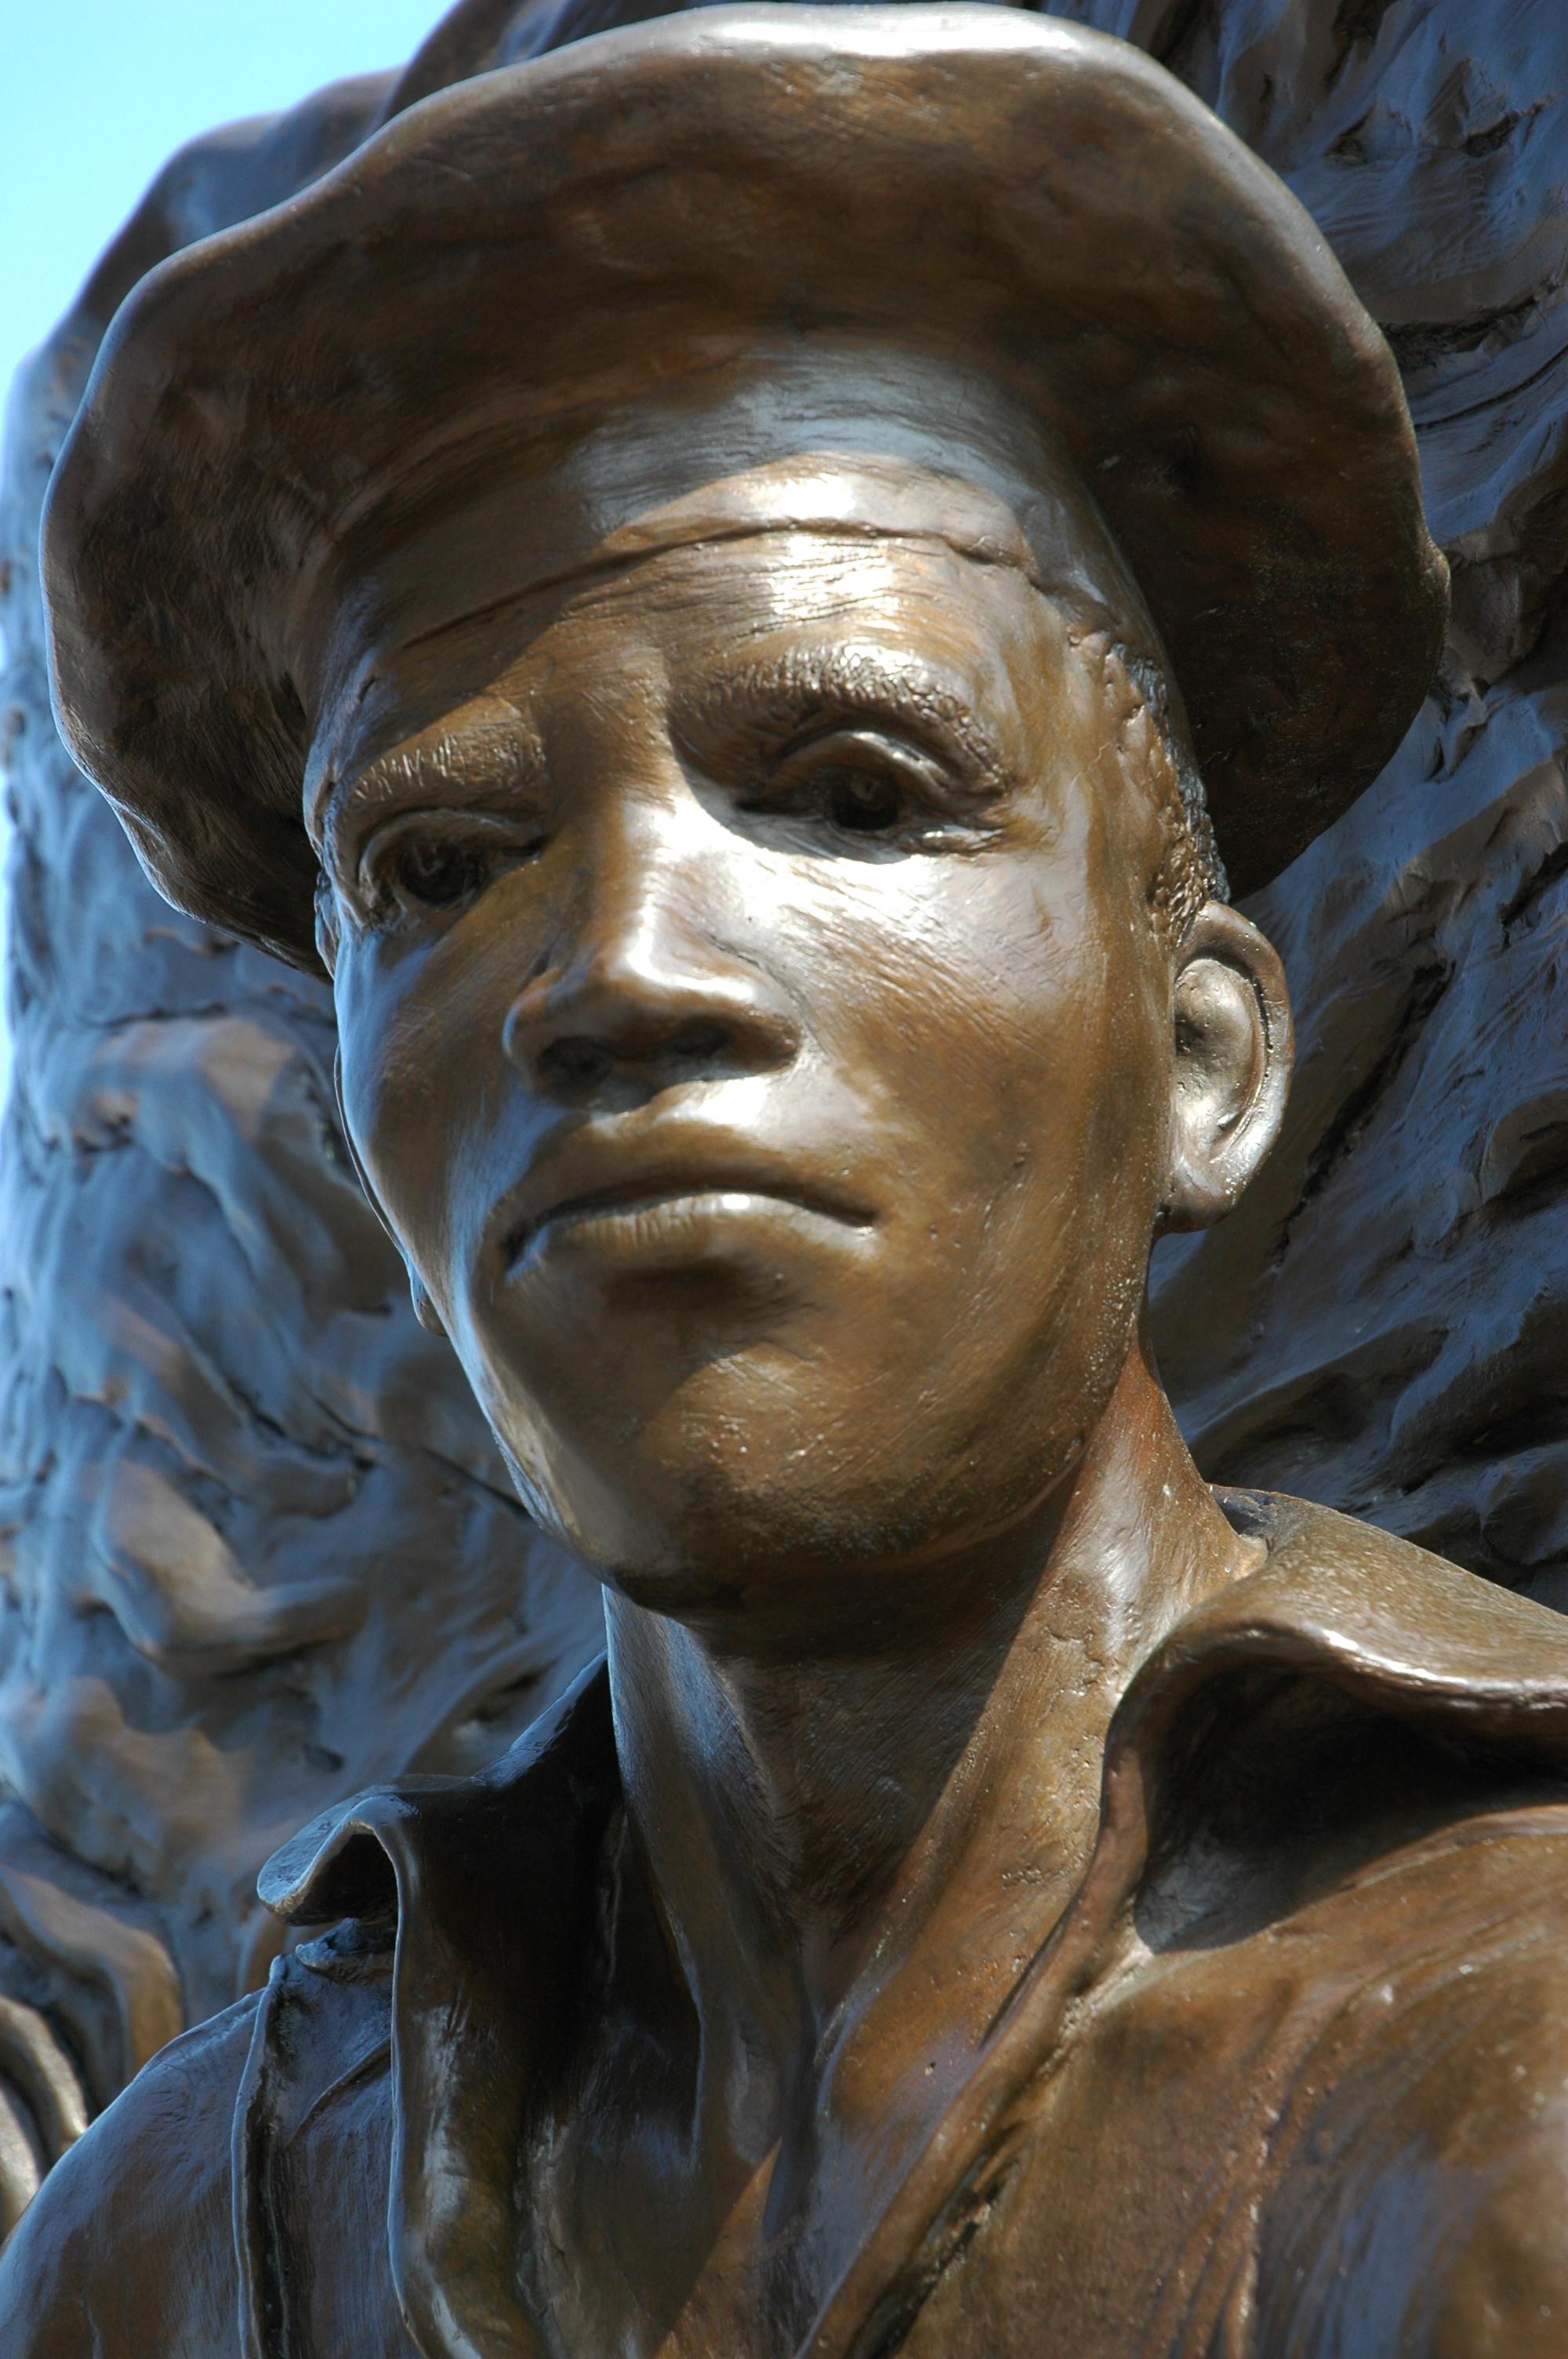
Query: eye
754,729,959,847
819,764,906,834
355,813,546,920
393,834,487,907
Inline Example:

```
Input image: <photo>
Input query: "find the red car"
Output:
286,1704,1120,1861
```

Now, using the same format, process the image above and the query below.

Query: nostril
669,1020,730,1065
539,1034,610,1090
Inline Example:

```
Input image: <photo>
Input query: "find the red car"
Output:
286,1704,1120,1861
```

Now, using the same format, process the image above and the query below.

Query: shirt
9,1490,1568,2357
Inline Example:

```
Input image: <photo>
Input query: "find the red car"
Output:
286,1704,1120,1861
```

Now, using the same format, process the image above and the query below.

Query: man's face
322,529,1180,1608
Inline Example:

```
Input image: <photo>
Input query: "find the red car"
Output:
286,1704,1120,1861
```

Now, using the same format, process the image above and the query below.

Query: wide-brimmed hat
42,3,1447,969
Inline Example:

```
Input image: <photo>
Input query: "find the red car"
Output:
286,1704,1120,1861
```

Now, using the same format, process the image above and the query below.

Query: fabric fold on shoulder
1146,1488,1568,1759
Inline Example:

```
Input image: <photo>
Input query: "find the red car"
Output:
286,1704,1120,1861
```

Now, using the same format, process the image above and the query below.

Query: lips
492,1126,876,1274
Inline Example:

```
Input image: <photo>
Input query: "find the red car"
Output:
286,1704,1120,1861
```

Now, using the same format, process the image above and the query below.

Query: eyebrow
322,710,549,847
318,639,1019,860
687,645,1019,798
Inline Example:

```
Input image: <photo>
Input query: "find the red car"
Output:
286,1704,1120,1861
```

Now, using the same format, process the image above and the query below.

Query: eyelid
328,733,548,860
776,723,947,774
684,651,1011,795
352,807,544,900
760,725,993,819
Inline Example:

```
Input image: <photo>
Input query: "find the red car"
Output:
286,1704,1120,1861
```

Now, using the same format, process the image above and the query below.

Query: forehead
313,526,1078,826
299,380,1160,823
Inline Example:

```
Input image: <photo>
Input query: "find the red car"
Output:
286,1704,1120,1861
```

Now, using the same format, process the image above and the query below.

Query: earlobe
1160,900,1293,1233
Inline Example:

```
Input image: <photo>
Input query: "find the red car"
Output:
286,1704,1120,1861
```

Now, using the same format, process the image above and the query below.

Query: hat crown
43,3,1446,966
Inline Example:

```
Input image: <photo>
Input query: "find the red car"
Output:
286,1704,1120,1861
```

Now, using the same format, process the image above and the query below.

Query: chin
495,1399,1069,1632
503,1435,895,1597
473,1300,1104,1612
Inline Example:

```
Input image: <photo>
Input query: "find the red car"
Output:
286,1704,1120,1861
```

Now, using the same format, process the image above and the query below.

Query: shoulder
0,1994,256,2355
1256,1889,1568,2356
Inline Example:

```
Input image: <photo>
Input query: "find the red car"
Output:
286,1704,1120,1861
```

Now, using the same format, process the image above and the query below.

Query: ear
331,1047,449,1337
1160,900,1293,1233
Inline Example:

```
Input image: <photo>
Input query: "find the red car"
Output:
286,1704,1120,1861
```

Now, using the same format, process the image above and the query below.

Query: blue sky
4,2,448,410
2,0,452,1081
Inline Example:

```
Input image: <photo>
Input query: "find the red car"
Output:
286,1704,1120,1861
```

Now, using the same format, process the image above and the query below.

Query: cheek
993,945,1161,1274
779,849,1166,1264
949,922,1167,1385
332,926,511,1282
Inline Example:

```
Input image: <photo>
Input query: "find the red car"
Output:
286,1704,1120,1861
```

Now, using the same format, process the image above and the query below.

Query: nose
502,789,799,1103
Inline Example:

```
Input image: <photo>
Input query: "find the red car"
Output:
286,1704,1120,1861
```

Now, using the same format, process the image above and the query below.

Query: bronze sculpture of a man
10,8,1568,2352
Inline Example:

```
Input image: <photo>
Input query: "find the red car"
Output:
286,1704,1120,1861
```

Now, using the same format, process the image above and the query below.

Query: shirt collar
257,1492,1568,2359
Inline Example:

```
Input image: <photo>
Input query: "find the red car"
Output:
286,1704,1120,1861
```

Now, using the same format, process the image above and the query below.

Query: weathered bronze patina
9,9,1568,2354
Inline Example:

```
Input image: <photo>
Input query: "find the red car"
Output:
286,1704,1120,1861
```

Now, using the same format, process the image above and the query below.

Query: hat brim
43,2,1448,969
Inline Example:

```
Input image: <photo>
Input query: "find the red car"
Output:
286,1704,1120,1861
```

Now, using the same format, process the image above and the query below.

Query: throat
529,1347,1258,2354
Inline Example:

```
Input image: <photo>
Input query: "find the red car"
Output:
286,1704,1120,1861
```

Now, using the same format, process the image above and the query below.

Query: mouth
496,1146,875,1277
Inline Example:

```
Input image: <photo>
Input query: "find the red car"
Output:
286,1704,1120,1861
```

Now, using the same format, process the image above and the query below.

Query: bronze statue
9,8,1568,2351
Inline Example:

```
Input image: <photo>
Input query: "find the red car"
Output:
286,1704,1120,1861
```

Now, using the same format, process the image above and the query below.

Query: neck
604,1331,1259,2083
